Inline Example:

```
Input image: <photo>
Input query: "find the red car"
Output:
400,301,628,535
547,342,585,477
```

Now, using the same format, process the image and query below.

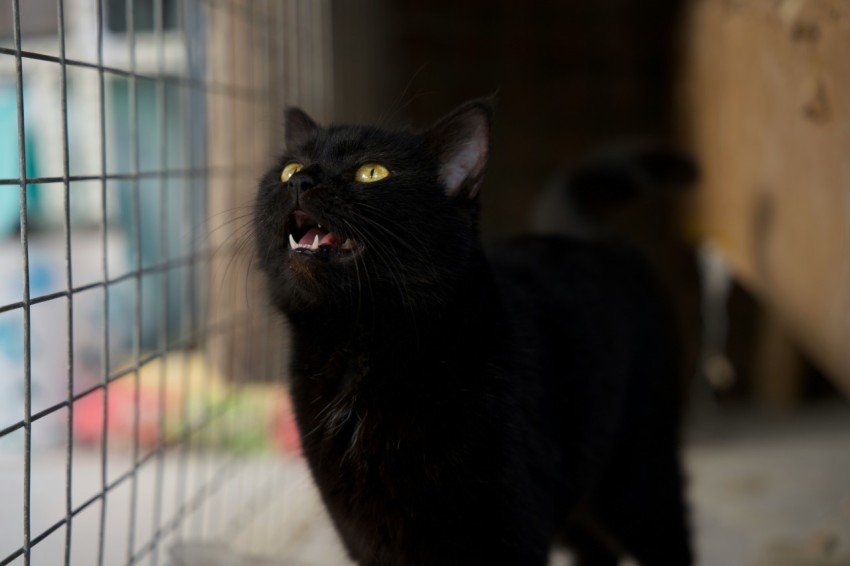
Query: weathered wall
207,0,333,383
385,0,690,237
683,0,850,393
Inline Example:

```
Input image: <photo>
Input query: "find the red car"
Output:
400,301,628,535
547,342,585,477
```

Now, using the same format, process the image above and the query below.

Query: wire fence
0,0,333,564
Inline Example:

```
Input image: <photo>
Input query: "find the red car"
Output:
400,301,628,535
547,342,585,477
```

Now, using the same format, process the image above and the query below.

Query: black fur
253,99,692,565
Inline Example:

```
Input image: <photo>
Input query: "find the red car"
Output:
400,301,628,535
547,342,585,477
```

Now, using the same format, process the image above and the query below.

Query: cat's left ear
285,107,320,149
426,98,492,200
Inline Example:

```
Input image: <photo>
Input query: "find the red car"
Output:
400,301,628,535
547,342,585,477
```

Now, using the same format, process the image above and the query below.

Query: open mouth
287,209,359,260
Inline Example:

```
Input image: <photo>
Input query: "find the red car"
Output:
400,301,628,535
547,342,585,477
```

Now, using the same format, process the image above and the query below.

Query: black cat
253,99,692,565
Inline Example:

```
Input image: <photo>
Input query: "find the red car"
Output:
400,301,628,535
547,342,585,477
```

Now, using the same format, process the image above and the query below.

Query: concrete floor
684,401,850,566
2,401,849,565
174,401,850,566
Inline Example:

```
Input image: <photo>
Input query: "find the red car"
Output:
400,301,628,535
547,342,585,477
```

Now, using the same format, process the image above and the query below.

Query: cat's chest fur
290,335,502,477
289,342,519,563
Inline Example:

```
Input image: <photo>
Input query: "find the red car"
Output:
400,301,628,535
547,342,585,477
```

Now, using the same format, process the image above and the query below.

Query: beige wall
683,0,850,393
206,0,333,383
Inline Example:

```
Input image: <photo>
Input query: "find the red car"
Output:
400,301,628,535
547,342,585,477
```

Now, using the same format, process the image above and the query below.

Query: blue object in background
108,76,206,350
0,83,45,239
0,85,22,238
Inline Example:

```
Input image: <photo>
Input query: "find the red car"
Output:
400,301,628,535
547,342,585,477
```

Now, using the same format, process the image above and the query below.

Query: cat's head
254,99,492,317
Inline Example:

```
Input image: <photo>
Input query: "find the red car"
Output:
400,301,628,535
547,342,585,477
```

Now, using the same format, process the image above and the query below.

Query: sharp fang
341,238,354,250
289,234,297,250
311,234,320,250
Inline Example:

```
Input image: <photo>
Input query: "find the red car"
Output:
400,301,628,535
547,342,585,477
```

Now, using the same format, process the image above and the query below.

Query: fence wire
0,0,332,564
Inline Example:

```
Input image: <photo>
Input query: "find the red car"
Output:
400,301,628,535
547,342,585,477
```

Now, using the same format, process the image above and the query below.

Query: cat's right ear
426,98,493,200
285,107,319,148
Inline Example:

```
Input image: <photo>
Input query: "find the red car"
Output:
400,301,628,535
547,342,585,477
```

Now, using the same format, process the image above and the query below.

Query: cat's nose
288,173,315,197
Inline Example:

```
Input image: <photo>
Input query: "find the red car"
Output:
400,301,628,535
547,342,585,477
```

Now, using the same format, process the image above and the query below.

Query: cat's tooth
311,234,320,250
318,223,323,228
341,238,354,250
289,234,297,250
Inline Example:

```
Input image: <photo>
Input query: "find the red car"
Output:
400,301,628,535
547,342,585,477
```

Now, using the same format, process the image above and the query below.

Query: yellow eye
355,163,390,183
281,162,303,183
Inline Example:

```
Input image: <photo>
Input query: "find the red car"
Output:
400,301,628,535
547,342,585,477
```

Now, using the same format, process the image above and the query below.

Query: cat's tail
529,143,698,239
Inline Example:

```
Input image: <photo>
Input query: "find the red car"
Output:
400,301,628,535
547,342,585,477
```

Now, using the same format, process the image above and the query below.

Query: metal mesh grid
0,0,333,564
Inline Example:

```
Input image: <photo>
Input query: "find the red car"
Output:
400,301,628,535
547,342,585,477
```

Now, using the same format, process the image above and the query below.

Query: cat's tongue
298,227,340,247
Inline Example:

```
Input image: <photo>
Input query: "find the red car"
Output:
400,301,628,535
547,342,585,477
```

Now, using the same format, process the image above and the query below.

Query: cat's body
254,100,691,565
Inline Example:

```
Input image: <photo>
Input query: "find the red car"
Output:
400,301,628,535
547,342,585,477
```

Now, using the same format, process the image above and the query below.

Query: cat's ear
426,98,492,200
285,107,319,148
